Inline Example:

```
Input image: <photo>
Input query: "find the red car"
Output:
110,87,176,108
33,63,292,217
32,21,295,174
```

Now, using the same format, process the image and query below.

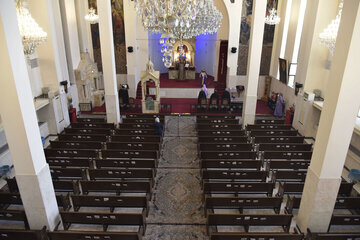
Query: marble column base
242,94,258,127
105,94,120,125
16,164,60,230
297,167,341,232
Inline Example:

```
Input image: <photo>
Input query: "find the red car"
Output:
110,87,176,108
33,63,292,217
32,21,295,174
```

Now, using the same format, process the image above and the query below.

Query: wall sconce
60,80,68,94
295,82,303,96
128,46,134,53
231,47,237,53
230,0,235,3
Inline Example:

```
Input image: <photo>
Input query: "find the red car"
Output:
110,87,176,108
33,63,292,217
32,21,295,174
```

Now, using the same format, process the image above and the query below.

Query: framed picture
279,58,288,84
79,103,92,112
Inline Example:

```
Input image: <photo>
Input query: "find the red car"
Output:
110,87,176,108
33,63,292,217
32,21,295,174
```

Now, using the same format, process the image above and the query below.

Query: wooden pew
107,142,160,151
60,210,146,233
45,149,99,158
71,122,115,129
273,170,307,182
6,178,80,194
0,227,47,240
57,133,108,142
64,127,112,135
254,136,305,143
102,150,158,160
250,130,298,136
198,136,249,144
88,169,155,183
200,151,257,160
196,115,236,120
125,114,164,119
50,140,103,149
0,209,29,229
198,130,246,137
110,135,161,143
197,124,242,130
201,159,262,170
118,123,155,129
205,196,283,216
114,129,156,136
202,170,268,182
255,119,285,124
329,215,360,231
267,160,310,170
77,117,106,123
199,143,253,152
263,151,312,160
286,196,360,214
277,182,353,197
95,159,157,169
123,118,164,124
207,213,293,234
203,182,275,196
71,195,149,215
197,119,239,124
50,168,87,180
46,158,92,168
210,232,303,240
48,230,142,240
247,124,293,130
80,180,152,195
306,229,360,240
259,143,312,151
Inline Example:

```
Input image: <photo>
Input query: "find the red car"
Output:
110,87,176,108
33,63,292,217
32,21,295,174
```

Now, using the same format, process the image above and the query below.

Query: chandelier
15,0,47,55
85,7,99,24
319,1,343,55
265,7,281,25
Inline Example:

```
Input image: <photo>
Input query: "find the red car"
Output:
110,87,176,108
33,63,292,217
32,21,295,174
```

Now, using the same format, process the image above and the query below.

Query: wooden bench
207,213,293,234
71,195,149,216
306,229,360,240
107,142,160,151
50,141,103,149
47,158,92,168
259,143,312,151
210,232,303,240
250,130,298,136
254,136,305,143
198,130,246,137
197,119,239,124
247,124,293,130
125,114,164,119
123,118,164,124
114,129,156,136
0,209,29,229
277,182,353,197
202,170,268,182
267,160,310,170
198,137,249,144
88,169,155,183
273,170,307,182
79,180,152,195
101,150,158,160
201,159,262,170
64,127,112,134
60,210,146,233
118,123,155,129
45,149,99,158
48,230,142,240
57,134,108,142
71,122,115,129
50,168,87,180
0,227,46,240
255,119,285,124
6,178,80,194
77,118,106,123
200,151,257,160
95,159,157,169
263,151,312,160
329,214,360,231
203,182,275,196
199,143,253,152
197,115,236,120
197,124,242,130
205,196,283,216
110,135,161,143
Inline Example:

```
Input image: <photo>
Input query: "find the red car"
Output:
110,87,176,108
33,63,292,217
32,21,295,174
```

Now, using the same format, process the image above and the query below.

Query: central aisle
144,116,208,239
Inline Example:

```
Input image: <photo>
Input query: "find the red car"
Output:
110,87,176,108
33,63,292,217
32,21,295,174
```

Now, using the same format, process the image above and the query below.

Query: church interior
0,0,360,239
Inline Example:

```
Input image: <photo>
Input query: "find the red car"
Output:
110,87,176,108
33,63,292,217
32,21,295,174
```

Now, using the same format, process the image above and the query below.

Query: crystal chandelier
319,1,343,55
15,0,47,55
265,7,281,25
85,7,99,24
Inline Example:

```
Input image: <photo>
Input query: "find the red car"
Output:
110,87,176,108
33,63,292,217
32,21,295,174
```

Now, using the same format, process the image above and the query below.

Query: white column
75,0,93,59
0,0,59,230
297,0,360,232
242,0,267,127
98,0,121,124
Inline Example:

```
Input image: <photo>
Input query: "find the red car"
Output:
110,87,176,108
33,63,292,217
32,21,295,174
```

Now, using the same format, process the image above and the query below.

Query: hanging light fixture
85,7,99,24
319,0,343,55
265,0,280,25
15,0,47,55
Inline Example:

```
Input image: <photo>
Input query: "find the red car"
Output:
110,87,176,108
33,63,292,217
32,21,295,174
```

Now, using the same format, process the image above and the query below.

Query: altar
168,40,196,80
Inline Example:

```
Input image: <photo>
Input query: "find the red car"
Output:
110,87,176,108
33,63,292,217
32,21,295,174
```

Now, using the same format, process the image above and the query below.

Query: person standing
274,93,284,118
200,69,207,87
210,89,219,105
197,86,207,104
221,88,231,104
154,117,163,136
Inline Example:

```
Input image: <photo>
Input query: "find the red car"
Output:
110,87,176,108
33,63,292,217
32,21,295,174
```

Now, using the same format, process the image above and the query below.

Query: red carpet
256,100,272,115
